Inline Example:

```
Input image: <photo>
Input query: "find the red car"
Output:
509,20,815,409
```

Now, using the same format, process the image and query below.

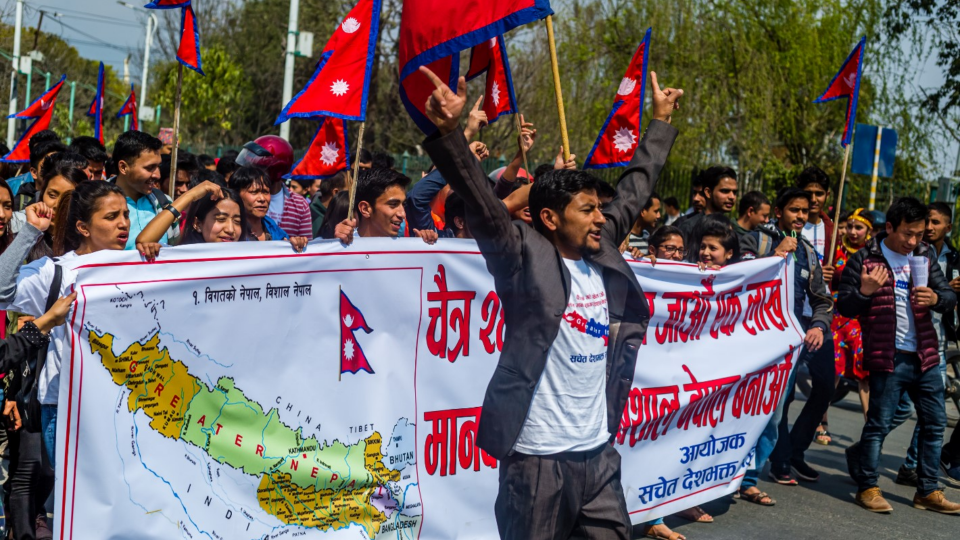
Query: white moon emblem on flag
320,142,340,166
491,81,501,107
613,126,637,153
331,80,349,97
617,77,637,96
342,17,361,34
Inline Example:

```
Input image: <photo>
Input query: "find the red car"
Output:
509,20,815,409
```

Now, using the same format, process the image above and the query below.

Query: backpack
15,264,62,432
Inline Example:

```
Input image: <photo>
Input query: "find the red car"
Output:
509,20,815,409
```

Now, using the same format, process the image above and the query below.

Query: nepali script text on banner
55,239,803,539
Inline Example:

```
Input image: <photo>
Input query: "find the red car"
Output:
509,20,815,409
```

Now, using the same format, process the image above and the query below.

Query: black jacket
423,120,678,459
1,322,52,398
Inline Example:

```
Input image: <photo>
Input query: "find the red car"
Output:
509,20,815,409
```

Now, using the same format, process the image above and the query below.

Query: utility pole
279,0,299,141
6,0,23,147
118,2,157,123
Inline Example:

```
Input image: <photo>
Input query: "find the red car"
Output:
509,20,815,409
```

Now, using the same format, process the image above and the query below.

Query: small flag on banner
340,290,374,375
86,63,105,144
285,118,350,180
177,5,203,74
583,28,651,169
465,35,517,125
814,36,866,147
1,75,66,163
117,84,139,131
276,0,383,123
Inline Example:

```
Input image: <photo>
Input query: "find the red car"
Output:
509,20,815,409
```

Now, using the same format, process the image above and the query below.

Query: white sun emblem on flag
342,17,361,33
491,81,501,107
331,79,349,97
617,77,636,96
343,337,356,360
320,142,340,166
612,126,637,153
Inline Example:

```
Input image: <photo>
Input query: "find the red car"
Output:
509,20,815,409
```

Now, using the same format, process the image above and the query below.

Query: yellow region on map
89,330,403,538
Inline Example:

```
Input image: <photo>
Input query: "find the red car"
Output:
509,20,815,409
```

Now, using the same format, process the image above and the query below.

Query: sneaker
790,459,820,482
768,468,798,486
856,487,893,513
896,465,919,487
914,490,960,514
845,442,861,483
940,460,960,489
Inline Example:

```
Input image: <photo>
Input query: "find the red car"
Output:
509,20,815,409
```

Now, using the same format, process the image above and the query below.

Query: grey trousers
494,443,631,540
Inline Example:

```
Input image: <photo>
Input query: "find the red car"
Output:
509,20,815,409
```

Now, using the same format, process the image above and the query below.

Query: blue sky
3,0,959,175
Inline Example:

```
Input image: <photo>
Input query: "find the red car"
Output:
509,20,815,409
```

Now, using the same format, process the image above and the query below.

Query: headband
849,208,872,229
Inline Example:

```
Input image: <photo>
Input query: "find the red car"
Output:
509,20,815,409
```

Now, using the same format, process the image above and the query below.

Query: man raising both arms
418,65,682,539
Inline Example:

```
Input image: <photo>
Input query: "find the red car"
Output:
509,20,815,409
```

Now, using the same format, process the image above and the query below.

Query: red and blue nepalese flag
584,28,651,169
86,62,105,144
177,5,203,75
814,36,866,148
465,35,517,125
143,0,190,8
277,0,382,123
340,290,374,375
398,0,552,134
284,117,350,180
1,75,66,163
116,84,139,131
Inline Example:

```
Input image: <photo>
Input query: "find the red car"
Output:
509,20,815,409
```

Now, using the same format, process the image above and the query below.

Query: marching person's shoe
939,459,960,489
913,490,960,514
895,465,919,487
790,459,820,482
855,487,893,513
767,468,798,486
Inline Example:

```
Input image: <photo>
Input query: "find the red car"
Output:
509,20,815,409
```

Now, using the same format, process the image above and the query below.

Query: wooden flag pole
544,15,570,162
514,112,531,180
168,63,184,201
826,142,852,267
346,121,366,222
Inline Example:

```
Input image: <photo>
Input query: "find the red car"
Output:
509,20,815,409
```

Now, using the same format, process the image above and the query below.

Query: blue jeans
40,405,56,468
741,361,795,489
901,352,948,470
855,353,946,496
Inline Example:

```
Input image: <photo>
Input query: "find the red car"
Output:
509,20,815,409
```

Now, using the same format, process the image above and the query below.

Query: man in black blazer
419,66,682,539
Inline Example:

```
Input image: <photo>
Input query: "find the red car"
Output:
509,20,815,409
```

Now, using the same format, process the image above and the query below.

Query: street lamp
117,1,158,123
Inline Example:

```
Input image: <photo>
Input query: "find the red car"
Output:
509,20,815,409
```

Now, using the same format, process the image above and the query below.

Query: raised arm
601,71,682,243
136,181,223,245
0,203,50,303
404,169,448,233
419,66,522,277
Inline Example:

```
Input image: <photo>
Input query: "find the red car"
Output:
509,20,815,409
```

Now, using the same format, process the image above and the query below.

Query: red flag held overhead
285,118,350,180
117,84,139,131
2,75,66,163
86,62,105,144
814,36,866,147
144,0,190,8
177,5,203,74
466,36,517,124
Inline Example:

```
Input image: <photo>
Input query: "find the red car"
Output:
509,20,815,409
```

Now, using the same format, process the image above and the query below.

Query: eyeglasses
658,245,685,256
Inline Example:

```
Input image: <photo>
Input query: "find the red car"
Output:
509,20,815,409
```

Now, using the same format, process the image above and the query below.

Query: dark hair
929,202,953,222
39,152,88,194
533,163,554,181
886,197,928,229
663,196,680,210
796,166,831,192
529,169,601,234
0,179,13,254
358,148,372,165
227,166,270,193
596,180,617,202
192,168,226,189
355,167,411,215
30,138,66,172
52,181,126,256
221,149,240,160
839,210,852,224
642,190,660,211
649,225,683,250
181,187,249,245
699,166,737,192
696,214,740,263
444,192,465,232
290,178,316,190
197,154,216,169
216,155,240,178
319,171,348,200
161,151,201,183
371,152,395,170
318,191,351,239
775,187,812,210
738,190,770,217
68,136,108,164
113,130,162,165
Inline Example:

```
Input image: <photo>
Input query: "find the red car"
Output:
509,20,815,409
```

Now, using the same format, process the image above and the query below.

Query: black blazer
423,120,678,459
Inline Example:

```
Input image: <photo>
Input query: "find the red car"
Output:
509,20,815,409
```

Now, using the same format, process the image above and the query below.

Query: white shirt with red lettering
513,258,611,455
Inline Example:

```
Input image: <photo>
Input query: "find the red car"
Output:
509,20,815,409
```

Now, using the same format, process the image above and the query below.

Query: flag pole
544,15,570,162
347,121,366,222
826,143,852,267
339,284,343,382
514,112,531,180
168,63,184,201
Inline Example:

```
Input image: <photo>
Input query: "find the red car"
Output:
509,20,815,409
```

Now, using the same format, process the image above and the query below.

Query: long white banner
55,238,802,539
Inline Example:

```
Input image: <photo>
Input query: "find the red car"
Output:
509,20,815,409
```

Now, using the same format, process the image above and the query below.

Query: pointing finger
456,76,467,99
472,95,484,111
419,66,445,89
649,71,661,94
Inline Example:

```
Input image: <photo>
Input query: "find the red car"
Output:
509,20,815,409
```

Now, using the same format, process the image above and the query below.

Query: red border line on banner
61,264,428,539
629,474,746,514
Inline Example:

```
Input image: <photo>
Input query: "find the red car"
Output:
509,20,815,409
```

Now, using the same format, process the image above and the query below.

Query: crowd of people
0,67,952,540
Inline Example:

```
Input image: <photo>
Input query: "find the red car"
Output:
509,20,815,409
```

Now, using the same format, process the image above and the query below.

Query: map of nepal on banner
584,28,651,169
277,0,382,122
285,117,350,179
466,35,517,124
2,75,66,163
398,0,552,133
814,36,866,147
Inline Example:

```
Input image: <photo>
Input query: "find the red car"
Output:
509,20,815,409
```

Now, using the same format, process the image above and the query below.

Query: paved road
637,394,960,540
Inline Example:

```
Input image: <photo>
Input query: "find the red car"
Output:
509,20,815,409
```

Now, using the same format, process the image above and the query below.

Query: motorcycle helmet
235,135,294,183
